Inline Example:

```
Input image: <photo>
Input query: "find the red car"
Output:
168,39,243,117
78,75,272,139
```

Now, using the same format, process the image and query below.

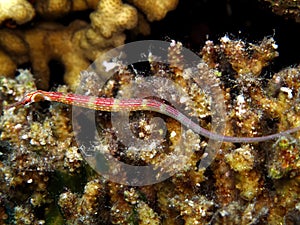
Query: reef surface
0,37,300,224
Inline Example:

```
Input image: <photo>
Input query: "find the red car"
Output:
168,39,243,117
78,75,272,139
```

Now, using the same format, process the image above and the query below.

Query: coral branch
0,0,178,90
0,0,35,24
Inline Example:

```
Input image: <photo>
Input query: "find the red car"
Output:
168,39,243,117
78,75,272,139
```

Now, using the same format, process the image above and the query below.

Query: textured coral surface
1,0,300,224
263,0,300,22
1,37,300,224
0,0,178,90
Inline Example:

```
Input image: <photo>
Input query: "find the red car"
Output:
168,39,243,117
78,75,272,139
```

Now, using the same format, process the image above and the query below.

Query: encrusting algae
1,36,300,225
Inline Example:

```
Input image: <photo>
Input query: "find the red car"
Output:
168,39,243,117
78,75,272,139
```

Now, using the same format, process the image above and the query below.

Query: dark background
148,0,300,72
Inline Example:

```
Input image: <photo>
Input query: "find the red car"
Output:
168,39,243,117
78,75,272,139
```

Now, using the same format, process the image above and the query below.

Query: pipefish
6,90,300,143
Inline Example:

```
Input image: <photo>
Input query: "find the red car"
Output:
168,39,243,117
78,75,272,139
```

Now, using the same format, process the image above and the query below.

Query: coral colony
0,0,300,224
1,37,300,224
0,0,178,90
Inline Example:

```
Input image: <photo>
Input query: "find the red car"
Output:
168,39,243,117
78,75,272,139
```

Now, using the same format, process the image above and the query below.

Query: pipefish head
5,90,47,110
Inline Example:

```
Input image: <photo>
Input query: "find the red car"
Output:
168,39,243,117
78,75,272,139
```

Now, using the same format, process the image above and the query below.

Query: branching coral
90,0,138,38
0,0,35,25
127,0,178,21
34,0,99,18
0,0,178,91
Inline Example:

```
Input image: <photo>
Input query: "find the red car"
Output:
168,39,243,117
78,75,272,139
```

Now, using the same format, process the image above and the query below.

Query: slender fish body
7,90,300,143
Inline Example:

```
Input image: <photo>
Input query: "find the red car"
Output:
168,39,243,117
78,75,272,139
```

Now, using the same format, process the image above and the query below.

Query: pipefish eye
27,91,46,103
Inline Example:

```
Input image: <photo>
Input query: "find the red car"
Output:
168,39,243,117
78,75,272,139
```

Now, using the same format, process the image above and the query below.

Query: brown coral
201,36,278,76
34,0,99,18
90,0,138,38
0,0,178,91
128,0,178,21
0,0,35,25
263,0,300,22
1,36,300,224
58,179,108,224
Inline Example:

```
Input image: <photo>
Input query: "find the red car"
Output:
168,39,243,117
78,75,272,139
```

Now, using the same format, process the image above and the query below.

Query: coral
0,0,35,25
169,194,215,224
1,37,300,224
0,29,28,77
136,201,160,225
225,145,262,200
34,0,99,18
58,179,107,224
14,205,36,224
235,170,262,200
90,0,138,38
212,149,237,206
201,36,278,76
0,70,85,224
0,18,123,90
0,0,178,90
263,0,300,22
210,201,269,224
225,145,255,172
268,136,300,179
127,0,178,21
0,195,8,224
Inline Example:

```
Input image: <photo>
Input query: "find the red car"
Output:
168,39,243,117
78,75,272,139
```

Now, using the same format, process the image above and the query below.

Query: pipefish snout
6,90,300,143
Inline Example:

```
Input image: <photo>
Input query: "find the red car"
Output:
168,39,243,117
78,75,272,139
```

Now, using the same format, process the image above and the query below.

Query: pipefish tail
6,90,300,143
